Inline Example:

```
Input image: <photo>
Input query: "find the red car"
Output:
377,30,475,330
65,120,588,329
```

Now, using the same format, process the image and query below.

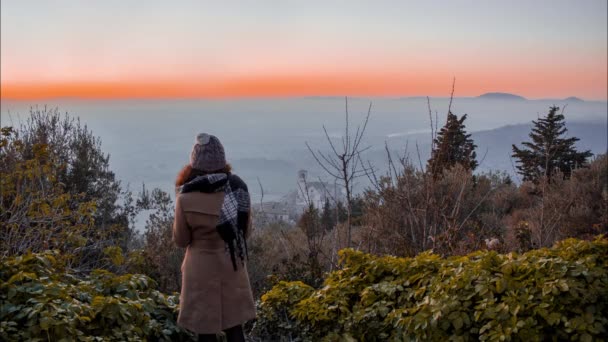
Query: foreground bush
254,237,608,341
0,251,195,341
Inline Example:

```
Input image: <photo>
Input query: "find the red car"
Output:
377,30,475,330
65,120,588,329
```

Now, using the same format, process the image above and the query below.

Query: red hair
175,164,233,187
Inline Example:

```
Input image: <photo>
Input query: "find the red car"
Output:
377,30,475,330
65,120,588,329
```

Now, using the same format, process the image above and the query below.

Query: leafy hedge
254,237,608,341
0,251,196,341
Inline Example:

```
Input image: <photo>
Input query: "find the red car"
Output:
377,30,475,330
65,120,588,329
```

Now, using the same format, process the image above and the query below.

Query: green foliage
254,236,608,341
254,281,315,339
1,108,138,272
0,251,196,341
0,127,98,259
512,106,593,182
138,186,185,293
16,107,133,230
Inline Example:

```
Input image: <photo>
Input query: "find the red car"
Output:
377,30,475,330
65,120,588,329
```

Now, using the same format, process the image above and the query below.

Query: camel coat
173,191,256,334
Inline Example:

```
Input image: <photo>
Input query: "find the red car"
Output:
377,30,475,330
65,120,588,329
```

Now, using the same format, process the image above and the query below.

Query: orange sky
2,67,606,100
2,2,607,100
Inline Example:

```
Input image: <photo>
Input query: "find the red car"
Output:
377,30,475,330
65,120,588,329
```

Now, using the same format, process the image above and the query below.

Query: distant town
253,169,344,226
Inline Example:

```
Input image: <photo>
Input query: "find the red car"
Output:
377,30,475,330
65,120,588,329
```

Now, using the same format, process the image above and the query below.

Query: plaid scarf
179,173,250,271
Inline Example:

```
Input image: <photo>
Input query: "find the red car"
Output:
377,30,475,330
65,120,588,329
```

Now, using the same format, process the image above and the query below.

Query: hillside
564,96,585,102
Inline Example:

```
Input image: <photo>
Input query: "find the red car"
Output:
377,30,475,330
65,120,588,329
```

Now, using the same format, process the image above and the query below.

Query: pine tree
428,111,478,177
512,106,592,182
320,199,335,231
336,201,348,223
298,204,322,240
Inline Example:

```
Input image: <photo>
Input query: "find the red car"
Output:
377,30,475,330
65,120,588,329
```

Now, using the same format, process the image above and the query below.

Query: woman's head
190,133,226,172
176,133,231,187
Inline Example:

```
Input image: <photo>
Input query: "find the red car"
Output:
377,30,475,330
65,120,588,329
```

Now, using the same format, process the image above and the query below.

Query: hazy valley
2,94,605,203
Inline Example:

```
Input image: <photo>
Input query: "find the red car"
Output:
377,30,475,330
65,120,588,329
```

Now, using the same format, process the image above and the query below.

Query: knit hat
190,133,226,172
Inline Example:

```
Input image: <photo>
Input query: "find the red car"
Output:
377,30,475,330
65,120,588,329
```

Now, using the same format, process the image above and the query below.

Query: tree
298,204,322,241
13,107,135,243
0,126,118,271
320,199,335,232
297,204,325,282
306,98,372,248
138,187,184,293
336,201,349,223
427,111,477,177
1,107,139,271
512,106,592,182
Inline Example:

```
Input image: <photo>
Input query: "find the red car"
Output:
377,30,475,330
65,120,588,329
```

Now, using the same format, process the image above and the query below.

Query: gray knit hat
190,133,226,172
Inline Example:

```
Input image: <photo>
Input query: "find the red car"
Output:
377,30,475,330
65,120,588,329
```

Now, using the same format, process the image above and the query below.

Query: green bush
0,250,195,341
253,237,608,341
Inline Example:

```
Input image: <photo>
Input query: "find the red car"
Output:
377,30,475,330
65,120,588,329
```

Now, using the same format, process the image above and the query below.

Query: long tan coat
173,191,256,334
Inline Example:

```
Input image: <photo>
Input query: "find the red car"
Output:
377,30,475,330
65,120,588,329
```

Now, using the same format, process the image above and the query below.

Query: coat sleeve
173,197,191,248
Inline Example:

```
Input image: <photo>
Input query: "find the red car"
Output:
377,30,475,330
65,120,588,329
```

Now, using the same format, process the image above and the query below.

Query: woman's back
173,133,255,339
174,191,225,249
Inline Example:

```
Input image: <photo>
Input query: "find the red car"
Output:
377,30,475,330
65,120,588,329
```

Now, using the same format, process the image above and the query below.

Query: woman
173,133,256,342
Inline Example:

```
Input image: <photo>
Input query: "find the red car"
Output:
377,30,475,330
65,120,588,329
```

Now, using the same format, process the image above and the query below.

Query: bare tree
305,97,372,248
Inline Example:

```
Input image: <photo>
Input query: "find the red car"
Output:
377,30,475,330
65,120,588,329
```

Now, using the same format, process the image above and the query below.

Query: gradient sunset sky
1,1,606,100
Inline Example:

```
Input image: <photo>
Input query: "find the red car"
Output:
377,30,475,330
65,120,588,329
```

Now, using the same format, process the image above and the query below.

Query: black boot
198,333,217,342
224,325,245,342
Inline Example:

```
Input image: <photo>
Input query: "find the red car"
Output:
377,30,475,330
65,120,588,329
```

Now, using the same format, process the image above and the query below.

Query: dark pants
198,325,245,342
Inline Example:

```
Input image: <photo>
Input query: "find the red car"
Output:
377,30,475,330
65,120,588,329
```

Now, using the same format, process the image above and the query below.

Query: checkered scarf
179,173,250,270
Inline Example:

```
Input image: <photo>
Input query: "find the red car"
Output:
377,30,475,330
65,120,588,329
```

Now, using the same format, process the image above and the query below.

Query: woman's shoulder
228,173,248,191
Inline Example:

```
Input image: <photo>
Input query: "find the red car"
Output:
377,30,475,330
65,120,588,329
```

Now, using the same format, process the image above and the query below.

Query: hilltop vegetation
1,251,195,341
253,237,608,341
1,104,607,340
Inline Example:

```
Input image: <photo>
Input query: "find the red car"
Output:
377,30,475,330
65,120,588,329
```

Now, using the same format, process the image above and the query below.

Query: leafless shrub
305,97,372,248
504,154,607,251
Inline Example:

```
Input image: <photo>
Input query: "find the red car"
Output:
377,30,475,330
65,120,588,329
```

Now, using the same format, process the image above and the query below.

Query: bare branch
427,96,434,149
305,142,342,179
351,102,373,154
415,141,425,173
447,77,456,116
322,125,341,158
304,97,373,248
477,147,489,169
256,177,264,213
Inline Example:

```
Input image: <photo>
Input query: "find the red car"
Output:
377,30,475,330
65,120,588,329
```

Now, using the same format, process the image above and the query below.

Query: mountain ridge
477,92,527,101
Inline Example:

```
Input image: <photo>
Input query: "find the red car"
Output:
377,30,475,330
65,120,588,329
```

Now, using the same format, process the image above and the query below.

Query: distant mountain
563,96,584,102
478,92,527,101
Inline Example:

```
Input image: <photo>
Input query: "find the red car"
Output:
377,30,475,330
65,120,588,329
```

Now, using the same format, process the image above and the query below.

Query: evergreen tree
512,106,592,182
320,199,335,231
336,201,348,223
428,111,478,177
298,204,322,240
19,107,129,229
